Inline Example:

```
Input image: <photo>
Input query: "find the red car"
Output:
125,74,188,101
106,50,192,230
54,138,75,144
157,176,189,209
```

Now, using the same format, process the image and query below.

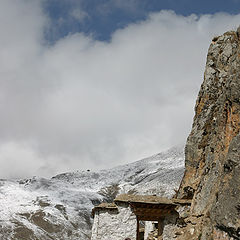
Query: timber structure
114,194,191,240
91,194,191,240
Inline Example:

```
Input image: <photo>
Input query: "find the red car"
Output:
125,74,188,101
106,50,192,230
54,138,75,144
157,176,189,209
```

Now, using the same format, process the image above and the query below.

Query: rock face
177,29,240,239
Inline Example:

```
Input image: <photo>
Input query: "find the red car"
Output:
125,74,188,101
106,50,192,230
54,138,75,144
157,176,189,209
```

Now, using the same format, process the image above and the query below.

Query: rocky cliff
177,29,240,239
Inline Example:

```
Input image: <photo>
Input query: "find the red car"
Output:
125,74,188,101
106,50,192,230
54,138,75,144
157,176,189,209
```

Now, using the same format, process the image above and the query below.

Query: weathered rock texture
177,29,240,239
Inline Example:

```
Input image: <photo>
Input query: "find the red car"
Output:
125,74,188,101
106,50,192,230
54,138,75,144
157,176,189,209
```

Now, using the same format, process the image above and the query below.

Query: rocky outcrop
177,29,240,239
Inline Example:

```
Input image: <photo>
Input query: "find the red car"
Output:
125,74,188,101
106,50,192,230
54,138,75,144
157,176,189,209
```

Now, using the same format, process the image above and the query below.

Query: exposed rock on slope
0,146,184,240
177,29,240,239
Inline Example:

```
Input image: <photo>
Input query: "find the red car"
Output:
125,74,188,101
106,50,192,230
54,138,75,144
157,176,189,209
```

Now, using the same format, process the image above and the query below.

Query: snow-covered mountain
0,146,184,240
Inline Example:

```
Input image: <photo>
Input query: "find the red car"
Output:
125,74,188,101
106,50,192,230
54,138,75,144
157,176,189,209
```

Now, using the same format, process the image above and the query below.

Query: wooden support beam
158,218,164,239
133,208,172,217
136,216,140,240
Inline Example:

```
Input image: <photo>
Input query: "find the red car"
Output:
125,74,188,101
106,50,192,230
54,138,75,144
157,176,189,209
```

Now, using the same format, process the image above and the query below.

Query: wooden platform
114,194,191,206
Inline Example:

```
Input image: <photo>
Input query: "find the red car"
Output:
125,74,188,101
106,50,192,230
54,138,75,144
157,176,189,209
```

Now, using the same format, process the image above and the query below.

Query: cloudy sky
1,0,240,178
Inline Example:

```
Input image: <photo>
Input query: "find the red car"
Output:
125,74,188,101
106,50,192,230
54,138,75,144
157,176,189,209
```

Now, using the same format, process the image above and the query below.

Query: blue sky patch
43,0,240,43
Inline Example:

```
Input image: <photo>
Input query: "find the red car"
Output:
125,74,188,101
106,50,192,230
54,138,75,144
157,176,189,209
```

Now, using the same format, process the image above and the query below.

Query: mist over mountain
0,146,184,239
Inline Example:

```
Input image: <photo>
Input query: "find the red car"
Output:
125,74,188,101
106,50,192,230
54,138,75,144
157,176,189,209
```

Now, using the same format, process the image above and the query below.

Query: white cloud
1,1,240,178
97,0,141,15
71,8,89,22
0,142,44,179
108,0,139,12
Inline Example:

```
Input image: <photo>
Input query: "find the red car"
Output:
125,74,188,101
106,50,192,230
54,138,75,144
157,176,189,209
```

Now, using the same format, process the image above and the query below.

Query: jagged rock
177,29,240,239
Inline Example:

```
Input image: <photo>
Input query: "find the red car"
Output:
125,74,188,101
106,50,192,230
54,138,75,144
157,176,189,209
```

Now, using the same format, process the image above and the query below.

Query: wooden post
136,216,140,240
158,218,164,238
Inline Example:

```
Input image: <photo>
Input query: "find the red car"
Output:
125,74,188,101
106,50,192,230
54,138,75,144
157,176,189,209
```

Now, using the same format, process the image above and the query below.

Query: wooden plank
130,202,176,208
158,218,164,237
132,205,174,212
133,209,172,217
136,216,140,240
133,206,172,212
133,209,171,214
137,216,161,221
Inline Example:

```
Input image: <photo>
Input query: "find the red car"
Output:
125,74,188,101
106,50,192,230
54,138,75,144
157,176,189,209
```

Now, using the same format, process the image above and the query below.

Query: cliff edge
177,29,240,239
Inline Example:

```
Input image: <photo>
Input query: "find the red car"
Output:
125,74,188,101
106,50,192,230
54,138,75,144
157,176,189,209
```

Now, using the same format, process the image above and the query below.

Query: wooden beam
136,215,163,221
130,202,177,209
158,218,164,238
133,208,172,217
136,216,140,240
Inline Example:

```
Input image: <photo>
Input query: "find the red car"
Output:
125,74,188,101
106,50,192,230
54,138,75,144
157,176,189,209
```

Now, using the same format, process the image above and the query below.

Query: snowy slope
0,146,184,240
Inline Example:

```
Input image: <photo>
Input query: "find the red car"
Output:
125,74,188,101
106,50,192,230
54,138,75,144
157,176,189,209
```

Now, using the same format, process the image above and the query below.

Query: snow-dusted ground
0,145,184,240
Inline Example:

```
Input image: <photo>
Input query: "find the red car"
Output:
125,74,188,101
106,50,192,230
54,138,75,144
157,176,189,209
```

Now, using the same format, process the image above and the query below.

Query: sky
1,0,240,178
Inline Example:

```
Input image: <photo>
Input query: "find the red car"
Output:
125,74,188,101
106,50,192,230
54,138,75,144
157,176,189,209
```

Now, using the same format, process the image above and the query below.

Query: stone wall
91,202,137,240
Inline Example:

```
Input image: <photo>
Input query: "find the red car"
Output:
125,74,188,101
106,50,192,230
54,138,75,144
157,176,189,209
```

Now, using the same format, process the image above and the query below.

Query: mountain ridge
0,145,184,240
